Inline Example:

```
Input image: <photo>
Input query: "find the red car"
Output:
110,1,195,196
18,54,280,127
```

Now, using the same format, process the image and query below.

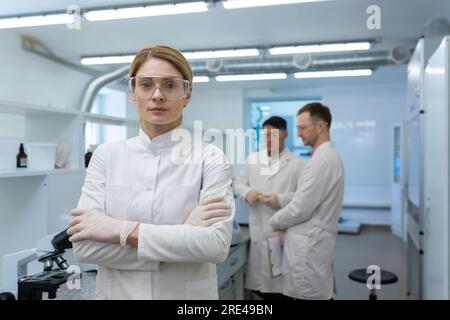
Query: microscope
0,229,73,300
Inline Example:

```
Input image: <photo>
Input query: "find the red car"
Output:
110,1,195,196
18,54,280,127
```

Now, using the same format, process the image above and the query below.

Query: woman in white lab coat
67,45,235,299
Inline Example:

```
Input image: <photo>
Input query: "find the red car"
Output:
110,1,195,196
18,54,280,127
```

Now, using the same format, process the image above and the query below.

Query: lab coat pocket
289,233,308,283
185,275,218,300
163,185,198,224
105,185,130,220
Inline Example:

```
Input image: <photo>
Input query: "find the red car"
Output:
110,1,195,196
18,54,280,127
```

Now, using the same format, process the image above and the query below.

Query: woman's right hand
184,196,231,227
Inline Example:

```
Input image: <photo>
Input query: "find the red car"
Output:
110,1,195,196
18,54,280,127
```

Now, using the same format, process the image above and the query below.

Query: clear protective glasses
129,76,190,101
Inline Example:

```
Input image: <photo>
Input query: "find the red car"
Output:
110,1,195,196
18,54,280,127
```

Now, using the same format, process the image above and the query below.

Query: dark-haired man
269,103,345,300
234,116,304,300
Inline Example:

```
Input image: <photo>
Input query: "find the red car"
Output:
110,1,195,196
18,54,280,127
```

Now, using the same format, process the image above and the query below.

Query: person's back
281,141,344,299
269,103,345,300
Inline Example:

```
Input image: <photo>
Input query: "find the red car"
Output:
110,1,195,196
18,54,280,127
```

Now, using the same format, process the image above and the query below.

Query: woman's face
131,58,191,128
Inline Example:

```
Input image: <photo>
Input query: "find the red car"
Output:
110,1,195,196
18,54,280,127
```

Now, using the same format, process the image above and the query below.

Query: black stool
348,269,398,300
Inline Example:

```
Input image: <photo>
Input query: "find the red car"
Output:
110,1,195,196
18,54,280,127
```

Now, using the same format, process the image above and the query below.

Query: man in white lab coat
270,103,345,300
234,116,304,300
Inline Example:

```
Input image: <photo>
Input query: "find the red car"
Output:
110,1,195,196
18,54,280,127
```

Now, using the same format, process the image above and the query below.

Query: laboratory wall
0,31,91,111
184,87,245,130
0,28,408,228
185,65,408,224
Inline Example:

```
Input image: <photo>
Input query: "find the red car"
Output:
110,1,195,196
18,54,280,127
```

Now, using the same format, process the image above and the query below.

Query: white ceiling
1,0,449,68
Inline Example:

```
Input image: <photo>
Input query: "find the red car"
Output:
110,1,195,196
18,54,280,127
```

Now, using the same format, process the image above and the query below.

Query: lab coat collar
138,126,184,150
262,147,289,163
264,147,292,178
312,141,334,158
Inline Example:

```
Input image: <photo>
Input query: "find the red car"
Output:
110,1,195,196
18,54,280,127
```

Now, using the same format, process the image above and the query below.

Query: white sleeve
72,144,159,271
277,159,305,207
233,158,252,201
137,145,235,264
269,159,327,230
277,191,295,208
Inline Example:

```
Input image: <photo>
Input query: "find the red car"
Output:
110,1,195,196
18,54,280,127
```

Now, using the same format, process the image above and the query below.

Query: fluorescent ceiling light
81,55,134,65
270,42,371,55
216,73,287,81
294,69,372,78
84,2,208,21
183,49,259,60
193,76,210,83
80,48,259,65
0,13,74,29
223,0,326,9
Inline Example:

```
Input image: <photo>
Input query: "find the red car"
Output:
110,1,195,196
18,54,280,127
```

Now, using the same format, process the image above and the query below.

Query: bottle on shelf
16,143,27,168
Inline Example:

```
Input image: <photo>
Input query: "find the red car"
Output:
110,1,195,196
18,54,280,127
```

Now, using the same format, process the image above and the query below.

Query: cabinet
422,36,450,299
216,227,249,300
0,99,137,290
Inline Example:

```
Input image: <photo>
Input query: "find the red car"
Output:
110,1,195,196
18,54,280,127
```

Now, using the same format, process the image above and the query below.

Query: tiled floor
334,225,407,300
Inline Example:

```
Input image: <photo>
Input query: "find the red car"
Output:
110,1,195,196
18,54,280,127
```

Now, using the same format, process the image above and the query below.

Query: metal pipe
191,50,401,75
80,65,129,112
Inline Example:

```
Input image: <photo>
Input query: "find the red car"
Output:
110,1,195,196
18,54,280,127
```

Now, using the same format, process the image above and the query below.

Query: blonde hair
129,45,193,84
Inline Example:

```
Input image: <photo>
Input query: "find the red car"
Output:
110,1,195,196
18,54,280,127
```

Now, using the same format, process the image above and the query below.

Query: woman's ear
130,92,137,105
183,86,193,108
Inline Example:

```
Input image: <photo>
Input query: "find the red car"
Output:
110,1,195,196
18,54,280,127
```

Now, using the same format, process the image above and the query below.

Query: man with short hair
270,103,345,300
234,116,304,300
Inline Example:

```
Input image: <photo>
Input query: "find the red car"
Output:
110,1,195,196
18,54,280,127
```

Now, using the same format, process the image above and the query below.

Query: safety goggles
129,76,190,101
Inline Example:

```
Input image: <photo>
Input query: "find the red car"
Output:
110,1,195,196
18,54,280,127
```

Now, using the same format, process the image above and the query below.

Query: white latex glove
67,208,138,246
184,196,232,227
263,194,280,208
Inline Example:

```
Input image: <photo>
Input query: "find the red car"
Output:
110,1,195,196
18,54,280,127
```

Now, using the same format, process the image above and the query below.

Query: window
85,86,128,152
248,99,321,160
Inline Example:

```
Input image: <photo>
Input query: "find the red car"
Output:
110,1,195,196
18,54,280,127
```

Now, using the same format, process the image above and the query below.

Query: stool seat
349,269,398,285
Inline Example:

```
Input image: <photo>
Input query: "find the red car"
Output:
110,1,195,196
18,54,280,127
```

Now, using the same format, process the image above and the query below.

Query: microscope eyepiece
51,228,72,252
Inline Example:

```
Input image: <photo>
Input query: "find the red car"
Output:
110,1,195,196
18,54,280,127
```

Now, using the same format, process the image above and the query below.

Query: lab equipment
16,143,27,168
1,228,73,300
25,142,57,170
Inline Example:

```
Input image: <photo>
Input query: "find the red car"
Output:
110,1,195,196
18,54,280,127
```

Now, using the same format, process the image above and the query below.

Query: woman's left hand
67,208,124,244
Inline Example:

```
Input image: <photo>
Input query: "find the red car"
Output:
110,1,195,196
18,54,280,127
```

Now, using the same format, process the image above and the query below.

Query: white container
0,156,15,171
26,143,57,170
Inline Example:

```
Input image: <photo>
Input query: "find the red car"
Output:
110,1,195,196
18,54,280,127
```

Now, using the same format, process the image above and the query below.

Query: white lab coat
73,127,235,299
269,141,344,300
234,149,304,293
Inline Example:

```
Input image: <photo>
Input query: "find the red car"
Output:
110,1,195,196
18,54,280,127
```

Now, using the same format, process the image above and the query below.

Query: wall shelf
0,168,79,178
0,99,79,117
82,112,138,127
0,99,137,291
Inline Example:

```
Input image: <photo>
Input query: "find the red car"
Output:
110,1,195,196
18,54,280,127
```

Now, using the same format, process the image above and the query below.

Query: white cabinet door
423,37,450,300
